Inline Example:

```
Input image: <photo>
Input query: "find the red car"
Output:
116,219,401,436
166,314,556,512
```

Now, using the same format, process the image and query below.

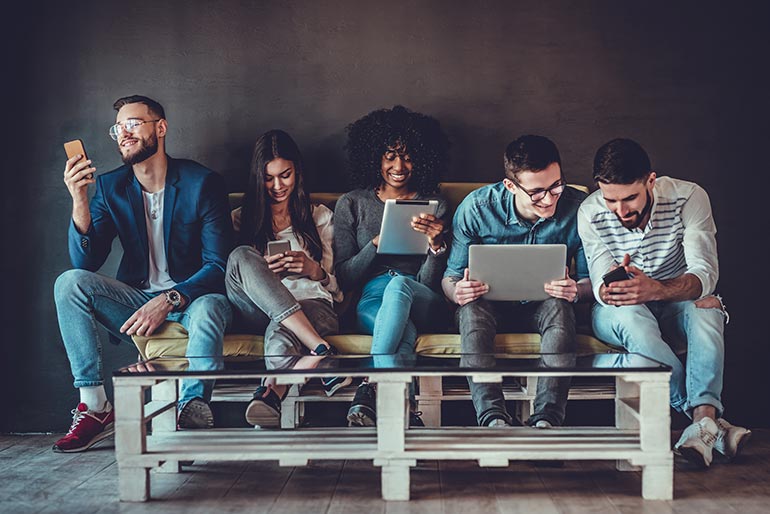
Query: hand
411,213,445,250
268,250,323,279
544,267,578,302
372,235,380,247
453,268,489,306
63,154,96,203
125,359,158,373
600,264,663,306
120,295,173,337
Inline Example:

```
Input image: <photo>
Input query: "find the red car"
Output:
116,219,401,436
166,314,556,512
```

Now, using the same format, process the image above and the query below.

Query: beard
120,132,159,166
618,190,653,229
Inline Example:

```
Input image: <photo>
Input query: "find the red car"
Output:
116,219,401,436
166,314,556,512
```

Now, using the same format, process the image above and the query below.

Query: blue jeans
54,269,231,408
357,271,448,362
591,299,726,417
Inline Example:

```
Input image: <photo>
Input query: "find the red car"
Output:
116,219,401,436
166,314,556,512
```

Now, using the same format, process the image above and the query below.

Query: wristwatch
164,289,183,310
429,241,448,256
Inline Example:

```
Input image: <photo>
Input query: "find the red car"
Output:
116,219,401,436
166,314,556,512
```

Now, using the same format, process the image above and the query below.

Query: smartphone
267,240,291,256
602,266,631,287
63,139,93,179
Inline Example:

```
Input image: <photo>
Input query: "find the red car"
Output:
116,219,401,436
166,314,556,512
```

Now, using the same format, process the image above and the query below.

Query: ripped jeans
592,297,727,417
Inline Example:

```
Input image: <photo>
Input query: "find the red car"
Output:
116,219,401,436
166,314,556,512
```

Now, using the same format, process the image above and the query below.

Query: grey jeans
225,245,339,370
456,297,576,426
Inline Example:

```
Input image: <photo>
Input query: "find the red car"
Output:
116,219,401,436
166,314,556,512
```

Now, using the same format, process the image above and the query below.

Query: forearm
72,200,92,234
336,242,376,289
656,273,702,302
442,276,459,304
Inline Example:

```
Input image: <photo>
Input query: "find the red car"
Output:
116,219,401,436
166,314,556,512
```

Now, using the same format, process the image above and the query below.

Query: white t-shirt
141,189,176,292
274,204,342,304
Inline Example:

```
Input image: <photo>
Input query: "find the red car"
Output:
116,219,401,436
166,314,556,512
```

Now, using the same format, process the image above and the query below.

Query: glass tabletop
113,352,670,377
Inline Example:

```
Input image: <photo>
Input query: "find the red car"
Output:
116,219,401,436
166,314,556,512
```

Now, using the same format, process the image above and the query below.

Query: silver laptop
468,244,567,301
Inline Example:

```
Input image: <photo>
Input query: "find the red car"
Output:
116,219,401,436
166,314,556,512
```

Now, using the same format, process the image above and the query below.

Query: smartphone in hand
602,266,631,287
63,139,93,179
267,240,291,256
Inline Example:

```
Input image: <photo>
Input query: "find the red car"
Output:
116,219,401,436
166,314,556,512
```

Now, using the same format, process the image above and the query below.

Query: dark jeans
456,297,576,426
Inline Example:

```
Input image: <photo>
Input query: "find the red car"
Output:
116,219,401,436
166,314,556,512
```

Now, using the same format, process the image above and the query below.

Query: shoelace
66,408,86,435
697,423,717,445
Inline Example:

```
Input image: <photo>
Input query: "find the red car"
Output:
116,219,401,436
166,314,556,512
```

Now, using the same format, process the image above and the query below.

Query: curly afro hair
345,105,450,195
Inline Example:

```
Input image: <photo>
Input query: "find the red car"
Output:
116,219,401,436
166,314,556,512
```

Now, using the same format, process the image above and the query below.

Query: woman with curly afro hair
333,105,451,427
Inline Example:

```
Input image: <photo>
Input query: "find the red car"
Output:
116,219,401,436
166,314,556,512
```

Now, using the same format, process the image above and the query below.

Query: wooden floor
1,430,768,514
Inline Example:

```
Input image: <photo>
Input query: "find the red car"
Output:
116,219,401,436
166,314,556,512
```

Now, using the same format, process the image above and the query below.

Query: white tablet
377,199,439,255
468,244,567,301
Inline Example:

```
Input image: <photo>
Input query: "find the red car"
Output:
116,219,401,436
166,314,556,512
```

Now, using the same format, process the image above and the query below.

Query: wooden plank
438,461,499,514
537,461,622,514
270,460,343,513
327,460,386,514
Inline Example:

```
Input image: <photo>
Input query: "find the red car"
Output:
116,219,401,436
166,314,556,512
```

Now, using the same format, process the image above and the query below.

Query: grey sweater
333,188,449,292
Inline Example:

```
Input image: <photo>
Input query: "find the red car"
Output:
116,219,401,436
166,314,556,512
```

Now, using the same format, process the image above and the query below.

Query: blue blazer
68,157,234,302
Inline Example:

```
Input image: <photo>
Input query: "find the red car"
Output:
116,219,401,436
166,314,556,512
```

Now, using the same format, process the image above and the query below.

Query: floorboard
0,430,766,513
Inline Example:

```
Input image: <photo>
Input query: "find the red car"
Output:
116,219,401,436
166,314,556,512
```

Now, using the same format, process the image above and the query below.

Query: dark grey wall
6,0,768,432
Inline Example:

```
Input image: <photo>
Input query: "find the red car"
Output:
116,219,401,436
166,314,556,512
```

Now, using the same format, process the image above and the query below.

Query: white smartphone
267,240,291,256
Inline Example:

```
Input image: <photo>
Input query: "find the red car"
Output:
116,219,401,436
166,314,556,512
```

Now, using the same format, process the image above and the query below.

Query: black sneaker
178,398,214,429
347,383,376,427
245,386,281,428
314,344,352,396
409,410,425,427
321,376,353,396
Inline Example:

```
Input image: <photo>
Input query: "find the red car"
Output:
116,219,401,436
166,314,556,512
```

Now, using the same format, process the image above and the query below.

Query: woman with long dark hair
334,105,451,427
226,129,347,428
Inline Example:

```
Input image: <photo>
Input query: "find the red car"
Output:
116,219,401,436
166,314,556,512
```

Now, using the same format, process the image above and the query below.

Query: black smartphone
602,266,631,287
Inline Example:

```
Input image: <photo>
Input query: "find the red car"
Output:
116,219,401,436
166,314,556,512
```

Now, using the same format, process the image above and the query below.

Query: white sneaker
714,418,752,459
674,417,718,468
534,420,553,429
487,418,510,428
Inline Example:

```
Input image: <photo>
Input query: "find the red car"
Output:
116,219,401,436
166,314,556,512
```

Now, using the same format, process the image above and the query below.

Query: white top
233,204,342,304
141,189,176,292
578,176,718,305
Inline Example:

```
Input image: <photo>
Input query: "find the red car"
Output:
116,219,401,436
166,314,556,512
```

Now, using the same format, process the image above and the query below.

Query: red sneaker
52,403,115,453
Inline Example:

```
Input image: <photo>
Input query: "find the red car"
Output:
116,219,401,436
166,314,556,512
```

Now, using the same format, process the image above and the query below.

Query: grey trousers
225,245,339,370
456,297,576,426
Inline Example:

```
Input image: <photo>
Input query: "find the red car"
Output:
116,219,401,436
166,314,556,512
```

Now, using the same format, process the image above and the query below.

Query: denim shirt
444,182,589,280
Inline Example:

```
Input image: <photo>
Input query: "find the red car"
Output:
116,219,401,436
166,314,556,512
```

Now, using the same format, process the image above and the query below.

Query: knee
540,297,576,326
187,294,232,326
54,269,91,300
227,245,261,276
385,275,414,297
456,301,495,331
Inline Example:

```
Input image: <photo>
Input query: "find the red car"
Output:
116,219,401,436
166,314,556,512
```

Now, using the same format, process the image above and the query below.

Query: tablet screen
377,199,438,255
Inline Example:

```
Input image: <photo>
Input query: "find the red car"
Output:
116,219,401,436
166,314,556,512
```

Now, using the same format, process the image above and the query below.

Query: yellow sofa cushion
134,321,617,362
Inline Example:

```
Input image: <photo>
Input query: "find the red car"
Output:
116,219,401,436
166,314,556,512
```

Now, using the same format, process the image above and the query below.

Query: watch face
166,290,181,305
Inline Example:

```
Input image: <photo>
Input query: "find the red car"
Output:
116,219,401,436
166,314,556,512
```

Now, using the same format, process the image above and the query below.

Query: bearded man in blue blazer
52,95,234,453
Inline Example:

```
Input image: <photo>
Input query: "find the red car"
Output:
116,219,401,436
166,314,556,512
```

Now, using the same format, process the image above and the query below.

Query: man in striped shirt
577,138,750,468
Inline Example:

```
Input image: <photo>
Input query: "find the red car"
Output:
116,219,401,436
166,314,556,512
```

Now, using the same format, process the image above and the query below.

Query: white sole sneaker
674,418,718,468
715,418,752,459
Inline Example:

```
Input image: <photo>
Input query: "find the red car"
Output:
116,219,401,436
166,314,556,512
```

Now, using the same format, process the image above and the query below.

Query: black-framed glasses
512,178,566,203
109,119,161,141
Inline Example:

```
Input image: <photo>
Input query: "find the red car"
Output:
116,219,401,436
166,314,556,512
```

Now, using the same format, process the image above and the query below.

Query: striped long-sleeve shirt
577,176,718,306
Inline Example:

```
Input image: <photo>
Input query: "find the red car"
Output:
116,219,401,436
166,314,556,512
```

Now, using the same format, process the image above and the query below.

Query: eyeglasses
109,119,161,141
512,178,566,203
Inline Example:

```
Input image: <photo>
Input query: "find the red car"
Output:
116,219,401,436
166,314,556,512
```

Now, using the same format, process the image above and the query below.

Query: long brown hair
239,130,323,261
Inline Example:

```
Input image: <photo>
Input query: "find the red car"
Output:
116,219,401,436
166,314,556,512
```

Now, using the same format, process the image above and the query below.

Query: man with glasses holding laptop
442,135,592,429
52,95,233,452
